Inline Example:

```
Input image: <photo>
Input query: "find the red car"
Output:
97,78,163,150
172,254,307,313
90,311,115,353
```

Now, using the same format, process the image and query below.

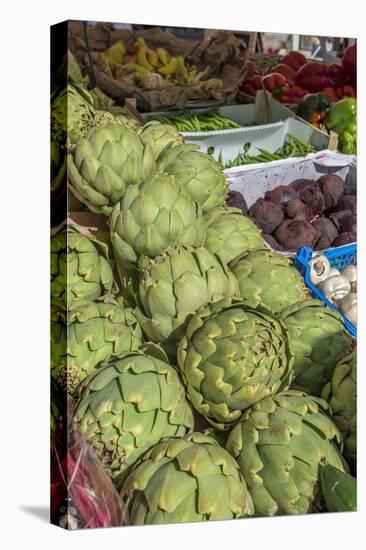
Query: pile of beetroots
228,174,356,252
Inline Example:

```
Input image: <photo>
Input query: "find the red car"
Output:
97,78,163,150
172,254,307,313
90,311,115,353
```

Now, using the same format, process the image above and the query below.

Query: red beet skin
317,174,345,209
332,232,356,247
312,217,339,250
286,200,310,220
226,190,248,215
248,199,284,233
265,186,300,206
333,194,356,213
262,234,285,251
274,219,319,251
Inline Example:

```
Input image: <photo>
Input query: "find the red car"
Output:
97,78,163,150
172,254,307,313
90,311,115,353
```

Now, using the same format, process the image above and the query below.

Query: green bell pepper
297,93,330,123
326,98,357,155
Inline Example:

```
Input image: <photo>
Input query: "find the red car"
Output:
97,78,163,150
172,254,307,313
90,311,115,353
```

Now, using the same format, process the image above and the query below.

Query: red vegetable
282,51,307,71
317,174,345,209
286,200,310,220
333,194,356,213
312,217,339,250
332,232,356,247
342,43,356,82
274,219,319,251
248,199,284,234
226,190,248,214
296,63,330,93
265,185,300,206
271,63,297,83
262,234,285,252
322,86,339,103
262,73,287,96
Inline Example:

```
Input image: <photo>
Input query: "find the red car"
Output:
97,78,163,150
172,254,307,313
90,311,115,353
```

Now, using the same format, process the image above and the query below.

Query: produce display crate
294,245,357,337
147,92,329,164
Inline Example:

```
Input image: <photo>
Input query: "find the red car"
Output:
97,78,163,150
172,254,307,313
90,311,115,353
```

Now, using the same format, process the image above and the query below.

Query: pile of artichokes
51,84,356,527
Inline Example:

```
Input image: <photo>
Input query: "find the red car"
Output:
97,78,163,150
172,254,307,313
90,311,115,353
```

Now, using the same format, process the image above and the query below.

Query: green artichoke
157,144,228,213
94,109,140,130
51,296,142,394
68,123,156,215
177,297,294,429
139,121,184,158
110,174,206,270
226,391,345,516
135,246,239,349
204,207,262,264
230,249,308,313
74,352,194,484
321,351,356,468
121,432,254,524
51,227,115,308
51,140,67,193
280,299,354,396
51,83,95,148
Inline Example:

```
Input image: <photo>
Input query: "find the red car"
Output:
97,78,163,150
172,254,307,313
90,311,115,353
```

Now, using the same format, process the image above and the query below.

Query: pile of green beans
209,135,316,169
151,110,241,132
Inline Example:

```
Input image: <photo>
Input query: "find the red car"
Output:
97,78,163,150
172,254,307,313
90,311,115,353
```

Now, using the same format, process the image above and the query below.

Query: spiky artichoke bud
177,297,294,430
51,83,95,148
74,352,194,484
280,299,354,396
94,109,140,130
139,121,184,158
121,432,254,524
204,207,263,264
321,351,356,468
135,246,240,349
157,144,228,213
226,391,345,516
67,123,156,215
110,174,206,270
51,227,115,308
51,296,142,394
230,249,309,313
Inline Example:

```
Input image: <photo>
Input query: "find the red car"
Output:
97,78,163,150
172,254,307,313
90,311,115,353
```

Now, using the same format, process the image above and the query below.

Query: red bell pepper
262,73,287,96
336,84,356,99
296,62,331,93
342,43,356,82
277,84,308,104
271,63,297,83
281,51,307,71
321,86,339,103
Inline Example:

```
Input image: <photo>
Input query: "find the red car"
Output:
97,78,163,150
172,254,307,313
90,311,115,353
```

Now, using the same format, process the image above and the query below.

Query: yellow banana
147,49,159,68
136,46,154,71
158,56,179,76
124,63,151,75
137,37,147,47
104,42,126,64
157,47,169,66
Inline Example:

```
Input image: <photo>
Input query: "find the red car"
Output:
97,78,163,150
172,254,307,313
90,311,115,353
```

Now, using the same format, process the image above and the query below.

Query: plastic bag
51,391,128,529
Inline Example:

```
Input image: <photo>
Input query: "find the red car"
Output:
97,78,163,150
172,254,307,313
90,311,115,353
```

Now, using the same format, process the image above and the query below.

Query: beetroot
286,200,310,220
226,190,248,215
298,187,326,218
333,194,356,213
262,234,285,251
290,179,318,193
248,199,284,233
332,232,356,247
265,185,300,206
329,210,356,234
312,217,339,250
317,174,345,209
274,219,319,251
